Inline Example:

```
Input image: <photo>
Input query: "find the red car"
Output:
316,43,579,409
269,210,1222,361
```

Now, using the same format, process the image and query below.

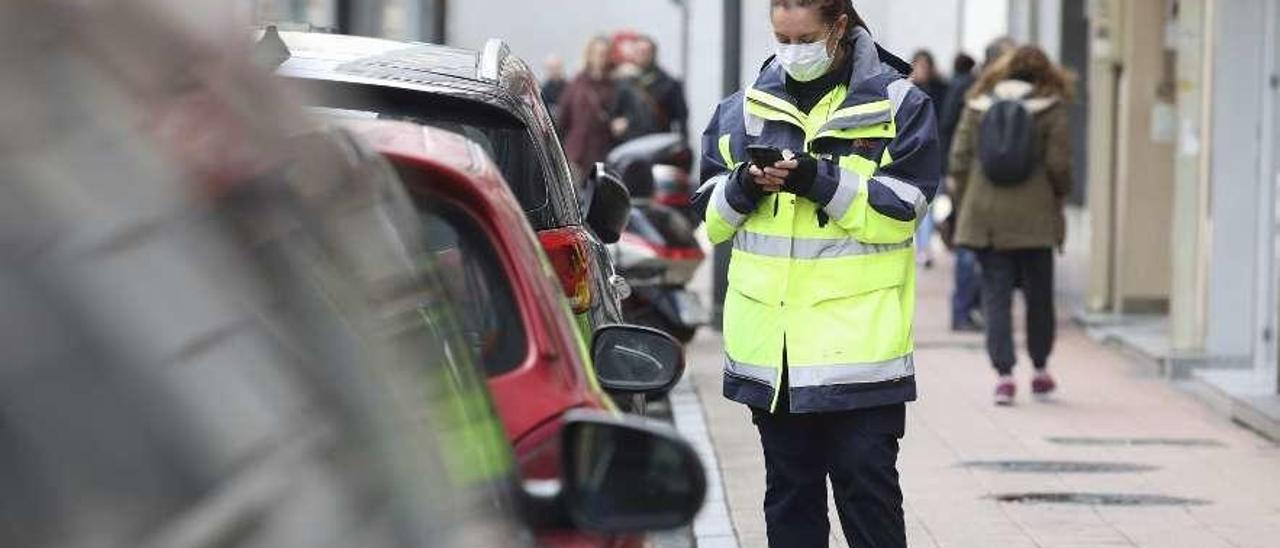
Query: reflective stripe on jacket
700,27,942,413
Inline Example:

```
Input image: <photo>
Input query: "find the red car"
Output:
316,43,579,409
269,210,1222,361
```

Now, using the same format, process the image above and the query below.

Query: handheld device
746,145,785,169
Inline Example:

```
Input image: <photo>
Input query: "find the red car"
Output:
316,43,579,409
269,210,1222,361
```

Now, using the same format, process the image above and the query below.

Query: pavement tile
695,536,741,548
681,252,1279,547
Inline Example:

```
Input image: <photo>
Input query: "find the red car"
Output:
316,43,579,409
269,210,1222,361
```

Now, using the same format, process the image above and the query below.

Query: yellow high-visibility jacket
699,28,941,413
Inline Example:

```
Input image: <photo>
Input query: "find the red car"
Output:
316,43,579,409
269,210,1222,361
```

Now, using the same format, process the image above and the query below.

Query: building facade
1083,0,1280,437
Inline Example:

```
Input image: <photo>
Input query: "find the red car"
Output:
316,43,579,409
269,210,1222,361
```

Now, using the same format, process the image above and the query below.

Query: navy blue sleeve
869,86,942,221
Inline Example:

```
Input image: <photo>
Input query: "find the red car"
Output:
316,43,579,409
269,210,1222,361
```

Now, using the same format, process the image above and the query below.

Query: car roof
274,31,525,104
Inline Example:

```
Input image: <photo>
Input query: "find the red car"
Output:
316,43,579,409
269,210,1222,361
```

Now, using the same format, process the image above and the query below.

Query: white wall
447,1,685,78
1205,0,1270,357
1007,0,1062,60
963,0,1010,59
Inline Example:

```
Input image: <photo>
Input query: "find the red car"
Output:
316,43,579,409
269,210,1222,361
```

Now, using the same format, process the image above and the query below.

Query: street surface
672,251,1280,548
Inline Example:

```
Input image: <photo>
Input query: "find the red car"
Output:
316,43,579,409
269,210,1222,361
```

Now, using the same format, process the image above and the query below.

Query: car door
0,126,534,548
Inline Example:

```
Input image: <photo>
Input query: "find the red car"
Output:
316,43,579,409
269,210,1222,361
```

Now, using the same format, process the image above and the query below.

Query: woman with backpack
949,45,1073,406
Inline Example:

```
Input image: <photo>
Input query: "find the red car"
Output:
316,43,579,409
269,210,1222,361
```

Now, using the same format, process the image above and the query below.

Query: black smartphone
747,145,785,169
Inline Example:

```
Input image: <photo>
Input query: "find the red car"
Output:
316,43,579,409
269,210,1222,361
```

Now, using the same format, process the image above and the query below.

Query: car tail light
539,228,594,314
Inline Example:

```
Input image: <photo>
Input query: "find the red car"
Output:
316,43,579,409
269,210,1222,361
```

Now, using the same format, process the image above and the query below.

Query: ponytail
842,1,869,38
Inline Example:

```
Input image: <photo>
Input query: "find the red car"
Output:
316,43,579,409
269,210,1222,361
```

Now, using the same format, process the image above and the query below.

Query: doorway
1261,0,1280,393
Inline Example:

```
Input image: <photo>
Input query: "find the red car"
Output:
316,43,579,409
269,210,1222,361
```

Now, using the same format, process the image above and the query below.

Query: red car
340,119,689,547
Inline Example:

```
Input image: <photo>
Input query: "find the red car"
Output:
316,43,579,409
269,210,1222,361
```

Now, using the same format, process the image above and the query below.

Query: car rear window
293,80,556,229
410,189,529,377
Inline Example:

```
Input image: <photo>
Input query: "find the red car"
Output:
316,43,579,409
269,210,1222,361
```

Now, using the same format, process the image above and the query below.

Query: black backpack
977,96,1036,186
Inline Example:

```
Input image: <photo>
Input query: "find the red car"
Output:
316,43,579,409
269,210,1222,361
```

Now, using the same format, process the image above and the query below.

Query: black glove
785,154,819,198
725,164,767,214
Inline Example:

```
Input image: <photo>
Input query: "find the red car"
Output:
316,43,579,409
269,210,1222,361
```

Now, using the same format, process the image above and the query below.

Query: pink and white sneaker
1032,371,1057,398
994,376,1016,406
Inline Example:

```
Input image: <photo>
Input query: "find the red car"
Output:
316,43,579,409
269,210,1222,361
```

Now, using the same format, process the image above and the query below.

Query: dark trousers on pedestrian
752,388,906,548
951,247,982,327
976,248,1056,375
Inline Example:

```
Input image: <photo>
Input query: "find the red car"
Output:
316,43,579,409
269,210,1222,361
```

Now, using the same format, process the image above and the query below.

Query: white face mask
774,33,835,82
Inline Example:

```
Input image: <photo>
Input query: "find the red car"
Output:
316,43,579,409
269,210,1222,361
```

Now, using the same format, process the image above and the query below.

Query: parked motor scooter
607,152,709,343
607,133,700,226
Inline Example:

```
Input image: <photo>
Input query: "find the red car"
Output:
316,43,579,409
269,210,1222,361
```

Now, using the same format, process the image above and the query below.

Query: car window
292,80,558,229
407,185,529,378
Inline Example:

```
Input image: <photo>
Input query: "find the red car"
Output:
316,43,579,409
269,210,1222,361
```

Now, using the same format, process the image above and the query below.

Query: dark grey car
271,31,629,339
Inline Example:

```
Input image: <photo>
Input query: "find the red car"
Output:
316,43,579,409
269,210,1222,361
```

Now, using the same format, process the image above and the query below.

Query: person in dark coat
938,53,976,171
540,55,567,111
909,50,949,112
630,36,689,137
909,49,948,268
941,38,1015,333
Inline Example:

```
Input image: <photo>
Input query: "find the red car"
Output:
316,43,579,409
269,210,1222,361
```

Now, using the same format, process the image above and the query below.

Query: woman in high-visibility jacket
696,1,940,546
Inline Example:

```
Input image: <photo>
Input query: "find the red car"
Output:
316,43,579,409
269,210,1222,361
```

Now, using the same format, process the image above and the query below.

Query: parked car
339,118,690,545
0,7,704,546
0,118,706,548
267,29,630,340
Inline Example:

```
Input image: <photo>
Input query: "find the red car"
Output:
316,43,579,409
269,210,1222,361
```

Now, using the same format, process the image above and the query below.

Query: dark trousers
951,247,982,327
751,403,906,548
976,248,1056,375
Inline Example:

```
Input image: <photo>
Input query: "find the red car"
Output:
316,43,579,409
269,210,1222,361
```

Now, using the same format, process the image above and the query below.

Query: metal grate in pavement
992,492,1210,506
1046,436,1226,447
959,460,1158,473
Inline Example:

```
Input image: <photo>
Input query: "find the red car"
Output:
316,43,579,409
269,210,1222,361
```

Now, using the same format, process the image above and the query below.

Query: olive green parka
949,80,1072,250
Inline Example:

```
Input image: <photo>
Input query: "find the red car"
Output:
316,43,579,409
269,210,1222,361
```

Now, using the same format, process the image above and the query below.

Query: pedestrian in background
909,49,947,269
941,39,1014,332
910,50,949,111
556,36,645,179
540,55,567,111
938,53,976,172
696,0,940,545
948,45,1074,406
630,36,689,137
938,52,981,331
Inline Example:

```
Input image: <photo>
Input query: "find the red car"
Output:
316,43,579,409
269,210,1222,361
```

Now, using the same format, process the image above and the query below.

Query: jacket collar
967,79,1060,114
750,27,897,114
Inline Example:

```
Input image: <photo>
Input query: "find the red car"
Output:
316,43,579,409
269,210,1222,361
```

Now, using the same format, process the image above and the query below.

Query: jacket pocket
727,251,785,306
789,248,912,306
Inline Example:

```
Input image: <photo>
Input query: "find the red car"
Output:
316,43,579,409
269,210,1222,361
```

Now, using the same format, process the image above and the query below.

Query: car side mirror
560,410,705,533
591,325,684,396
581,163,630,244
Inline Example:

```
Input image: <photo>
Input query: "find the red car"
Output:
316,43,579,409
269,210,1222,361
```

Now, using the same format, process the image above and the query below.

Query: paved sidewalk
674,253,1280,548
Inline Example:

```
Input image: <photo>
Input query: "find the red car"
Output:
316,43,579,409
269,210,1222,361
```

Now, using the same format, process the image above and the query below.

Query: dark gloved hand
784,154,819,198
728,164,767,211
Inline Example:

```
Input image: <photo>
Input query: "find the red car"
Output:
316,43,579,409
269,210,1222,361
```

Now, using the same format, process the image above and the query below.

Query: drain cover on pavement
993,493,1209,506
1046,436,1225,447
960,460,1157,473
